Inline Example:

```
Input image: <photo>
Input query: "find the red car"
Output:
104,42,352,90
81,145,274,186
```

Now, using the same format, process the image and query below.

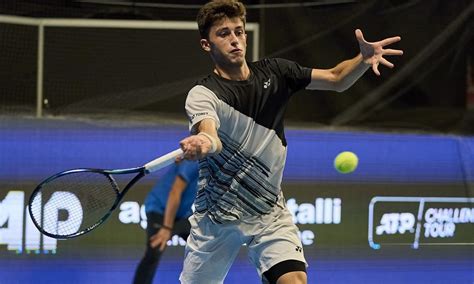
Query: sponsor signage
368,196,474,249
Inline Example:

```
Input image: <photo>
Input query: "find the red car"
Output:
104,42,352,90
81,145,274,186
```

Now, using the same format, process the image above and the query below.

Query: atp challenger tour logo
119,197,342,246
368,196,474,249
0,191,82,254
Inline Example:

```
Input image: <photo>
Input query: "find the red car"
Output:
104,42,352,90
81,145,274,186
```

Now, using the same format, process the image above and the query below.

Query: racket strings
30,171,119,237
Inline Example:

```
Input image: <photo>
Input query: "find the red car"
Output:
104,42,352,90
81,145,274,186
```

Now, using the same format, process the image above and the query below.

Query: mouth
230,48,242,54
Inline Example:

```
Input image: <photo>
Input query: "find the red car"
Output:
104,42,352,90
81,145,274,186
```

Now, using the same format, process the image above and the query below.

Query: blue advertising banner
0,118,472,284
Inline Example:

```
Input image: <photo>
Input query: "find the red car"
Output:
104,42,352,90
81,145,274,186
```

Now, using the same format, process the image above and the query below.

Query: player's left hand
355,29,403,76
150,228,172,251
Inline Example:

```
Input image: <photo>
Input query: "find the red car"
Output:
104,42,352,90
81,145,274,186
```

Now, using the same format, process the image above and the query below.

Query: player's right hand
179,134,213,160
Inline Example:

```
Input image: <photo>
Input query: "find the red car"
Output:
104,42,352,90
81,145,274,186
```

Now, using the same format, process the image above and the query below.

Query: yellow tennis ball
334,151,358,174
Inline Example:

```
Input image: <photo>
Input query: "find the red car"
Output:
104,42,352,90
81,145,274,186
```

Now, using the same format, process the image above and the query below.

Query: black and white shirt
186,58,312,224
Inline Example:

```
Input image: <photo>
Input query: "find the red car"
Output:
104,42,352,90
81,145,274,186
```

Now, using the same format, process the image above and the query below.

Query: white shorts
179,200,307,284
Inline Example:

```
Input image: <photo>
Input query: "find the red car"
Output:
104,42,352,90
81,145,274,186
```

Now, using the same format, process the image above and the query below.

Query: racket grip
144,148,184,173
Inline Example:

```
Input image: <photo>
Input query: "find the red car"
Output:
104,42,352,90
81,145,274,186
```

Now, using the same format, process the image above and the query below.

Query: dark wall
0,0,472,133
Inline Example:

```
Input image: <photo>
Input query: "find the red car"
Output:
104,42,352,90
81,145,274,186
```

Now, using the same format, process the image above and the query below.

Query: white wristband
197,132,217,153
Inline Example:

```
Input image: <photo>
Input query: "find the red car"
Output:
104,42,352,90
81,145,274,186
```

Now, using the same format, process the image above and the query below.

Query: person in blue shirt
133,160,199,284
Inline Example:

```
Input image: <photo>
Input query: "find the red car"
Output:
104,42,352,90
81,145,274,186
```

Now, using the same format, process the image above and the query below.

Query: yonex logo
190,112,208,121
263,78,271,89
295,246,302,252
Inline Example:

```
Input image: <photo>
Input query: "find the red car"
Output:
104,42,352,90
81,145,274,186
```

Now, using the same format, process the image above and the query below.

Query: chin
230,57,246,65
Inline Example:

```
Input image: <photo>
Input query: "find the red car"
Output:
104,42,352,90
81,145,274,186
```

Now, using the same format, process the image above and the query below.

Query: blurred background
0,1,473,283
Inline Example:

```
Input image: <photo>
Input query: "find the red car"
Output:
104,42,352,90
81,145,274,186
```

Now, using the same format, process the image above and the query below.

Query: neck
214,62,250,81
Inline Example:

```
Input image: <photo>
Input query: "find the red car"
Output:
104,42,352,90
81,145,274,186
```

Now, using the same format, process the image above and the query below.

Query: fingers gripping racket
28,149,183,239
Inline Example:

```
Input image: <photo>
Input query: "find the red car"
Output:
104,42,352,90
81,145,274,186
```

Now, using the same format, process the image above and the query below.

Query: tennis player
178,1,403,283
133,160,198,284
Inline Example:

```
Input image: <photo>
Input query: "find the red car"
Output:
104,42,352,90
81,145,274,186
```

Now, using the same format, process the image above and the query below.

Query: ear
200,39,211,52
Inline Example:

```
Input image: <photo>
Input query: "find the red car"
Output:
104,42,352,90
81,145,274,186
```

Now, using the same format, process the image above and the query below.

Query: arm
307,54,368,92
179,118,222,160
307,29,403,92
149,175,187,251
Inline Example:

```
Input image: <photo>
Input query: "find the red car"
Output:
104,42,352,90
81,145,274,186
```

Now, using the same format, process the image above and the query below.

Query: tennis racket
28,148,183,239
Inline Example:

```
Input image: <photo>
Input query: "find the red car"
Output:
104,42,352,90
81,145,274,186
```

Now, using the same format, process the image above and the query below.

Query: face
201,17,247,67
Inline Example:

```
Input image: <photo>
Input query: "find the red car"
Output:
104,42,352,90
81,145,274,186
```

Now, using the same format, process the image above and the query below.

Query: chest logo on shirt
263,78,271,89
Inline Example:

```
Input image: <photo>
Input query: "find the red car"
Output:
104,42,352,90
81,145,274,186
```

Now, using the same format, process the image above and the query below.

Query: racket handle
144,148,184,173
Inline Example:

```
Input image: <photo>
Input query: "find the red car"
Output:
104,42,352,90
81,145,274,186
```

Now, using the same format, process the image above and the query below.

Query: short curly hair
197,0,247,39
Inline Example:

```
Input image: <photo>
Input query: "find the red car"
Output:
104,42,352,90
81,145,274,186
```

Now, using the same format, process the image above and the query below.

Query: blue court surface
1,253,473,283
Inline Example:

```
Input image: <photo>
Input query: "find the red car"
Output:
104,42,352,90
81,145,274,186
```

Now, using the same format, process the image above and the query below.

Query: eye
219,30,230,37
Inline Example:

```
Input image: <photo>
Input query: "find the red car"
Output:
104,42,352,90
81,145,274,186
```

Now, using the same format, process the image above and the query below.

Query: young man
133,160,198,284
178,1,403,283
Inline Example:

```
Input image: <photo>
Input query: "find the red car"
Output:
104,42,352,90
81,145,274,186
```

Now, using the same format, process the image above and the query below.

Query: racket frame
28,148,183,239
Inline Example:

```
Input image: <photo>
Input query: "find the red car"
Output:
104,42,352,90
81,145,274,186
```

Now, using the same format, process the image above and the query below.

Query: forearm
307,53,370,92
162,189,182,229
331,53,370,92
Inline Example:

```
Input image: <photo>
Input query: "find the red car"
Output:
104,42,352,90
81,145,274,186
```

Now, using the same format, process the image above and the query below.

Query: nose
230,32,239,46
